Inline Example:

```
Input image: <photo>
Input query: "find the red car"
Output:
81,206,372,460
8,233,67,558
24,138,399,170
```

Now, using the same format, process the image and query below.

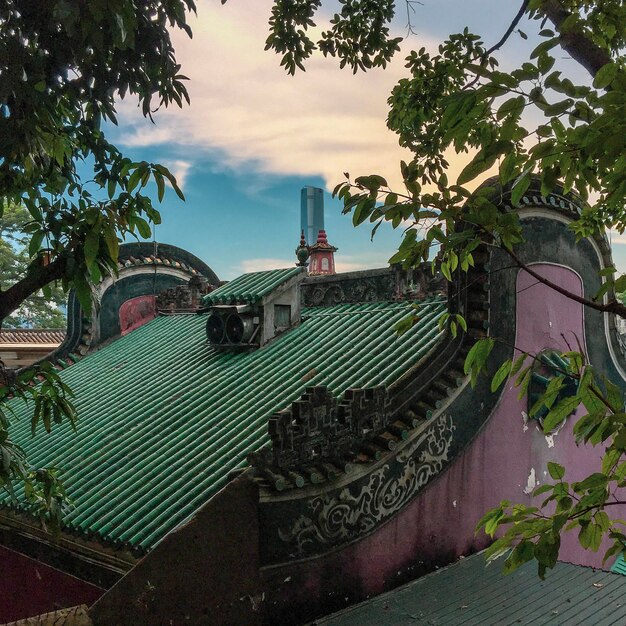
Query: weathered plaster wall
118,295,157,336
0,546,103,624
260,264,623,624
89,475,262,626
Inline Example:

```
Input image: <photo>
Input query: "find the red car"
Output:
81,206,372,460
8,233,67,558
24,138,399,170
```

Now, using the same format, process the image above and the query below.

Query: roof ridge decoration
248,386,390,490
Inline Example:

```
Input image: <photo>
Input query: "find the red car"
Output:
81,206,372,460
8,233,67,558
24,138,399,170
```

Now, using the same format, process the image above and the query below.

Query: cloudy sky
105,0,625,279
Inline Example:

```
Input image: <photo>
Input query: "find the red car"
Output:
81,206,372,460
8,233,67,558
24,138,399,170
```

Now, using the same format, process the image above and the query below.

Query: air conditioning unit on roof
205,304,260,349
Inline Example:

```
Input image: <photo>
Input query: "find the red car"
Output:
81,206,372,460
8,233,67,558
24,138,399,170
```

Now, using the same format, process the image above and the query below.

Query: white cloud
112,2,537,197
114,2,442,192
162,159,192,190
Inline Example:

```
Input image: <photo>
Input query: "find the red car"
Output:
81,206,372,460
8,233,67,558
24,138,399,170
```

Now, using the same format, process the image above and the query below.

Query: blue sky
103,1,626,280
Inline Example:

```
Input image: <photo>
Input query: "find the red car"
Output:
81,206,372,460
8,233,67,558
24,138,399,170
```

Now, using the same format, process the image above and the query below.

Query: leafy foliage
0,204,65,328
0,0,192,323
0,361,76,531
468,338,626,577
265,0,402,74
0,0,194,528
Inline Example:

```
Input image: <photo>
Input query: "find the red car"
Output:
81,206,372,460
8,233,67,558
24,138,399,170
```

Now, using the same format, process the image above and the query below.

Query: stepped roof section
1,294,446,554
203,267,304,305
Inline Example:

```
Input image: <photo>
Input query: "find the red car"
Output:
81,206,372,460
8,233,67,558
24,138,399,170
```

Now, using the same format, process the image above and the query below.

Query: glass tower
300,186,324,246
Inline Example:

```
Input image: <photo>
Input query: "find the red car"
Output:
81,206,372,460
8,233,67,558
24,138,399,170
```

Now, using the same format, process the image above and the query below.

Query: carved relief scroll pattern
277,413,455,557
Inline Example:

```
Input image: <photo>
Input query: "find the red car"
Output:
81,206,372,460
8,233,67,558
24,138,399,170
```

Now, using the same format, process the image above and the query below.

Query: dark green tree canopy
0,0,194,323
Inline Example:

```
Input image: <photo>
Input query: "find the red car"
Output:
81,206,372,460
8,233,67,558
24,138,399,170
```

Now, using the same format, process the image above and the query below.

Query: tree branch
485,0,529,57
0,255,68,322
463,0,529,91
540,0,611,78
504,244,626,318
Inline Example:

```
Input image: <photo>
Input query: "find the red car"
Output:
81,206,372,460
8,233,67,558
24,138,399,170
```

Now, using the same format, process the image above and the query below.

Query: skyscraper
300,186,324,246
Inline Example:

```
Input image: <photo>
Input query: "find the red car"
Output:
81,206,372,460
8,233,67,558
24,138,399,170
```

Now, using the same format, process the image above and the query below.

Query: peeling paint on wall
523,468,536,495
522,411,529,432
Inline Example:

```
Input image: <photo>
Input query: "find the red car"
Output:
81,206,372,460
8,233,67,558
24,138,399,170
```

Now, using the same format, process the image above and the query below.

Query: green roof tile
319,551,626,625
611,554,626,575
203,267,304,304
1,297,446,552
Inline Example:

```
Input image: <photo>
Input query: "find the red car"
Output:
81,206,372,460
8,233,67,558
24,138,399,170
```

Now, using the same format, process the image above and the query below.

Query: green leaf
134,217,152,240
84,229,100,268
497,96,525,121
28,231,45,257
593,63,617,89
510,173,531,206
499,153,518,185
491,359,512,392
104,229,119,261
457,150,495,186
547,461,565,480
503,541,534,574
155,171,166,202
127,168,143,194
440,261,452,281
510,354,527,378
579,522,603,551
543,395,580,432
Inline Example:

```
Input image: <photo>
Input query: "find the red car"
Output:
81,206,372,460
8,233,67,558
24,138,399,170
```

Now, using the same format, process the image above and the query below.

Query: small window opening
275,304,291,328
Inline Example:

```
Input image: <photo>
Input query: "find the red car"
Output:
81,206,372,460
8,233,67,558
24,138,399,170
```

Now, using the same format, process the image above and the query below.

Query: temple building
1,180,626,625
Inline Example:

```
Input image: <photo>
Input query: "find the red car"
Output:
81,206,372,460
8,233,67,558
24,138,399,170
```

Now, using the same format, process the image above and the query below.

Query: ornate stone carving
301,265,446,308
275,413,455,557
302,277,390,307
249,386,389,477
155,276,213,312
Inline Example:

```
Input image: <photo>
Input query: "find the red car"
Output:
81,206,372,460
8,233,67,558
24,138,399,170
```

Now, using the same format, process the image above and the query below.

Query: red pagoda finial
308,229,337,276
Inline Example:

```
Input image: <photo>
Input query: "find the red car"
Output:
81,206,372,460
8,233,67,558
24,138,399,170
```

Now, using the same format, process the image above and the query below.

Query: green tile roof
611,554,626,575
1,297,445,552
319,551,626,625
204,267,304,304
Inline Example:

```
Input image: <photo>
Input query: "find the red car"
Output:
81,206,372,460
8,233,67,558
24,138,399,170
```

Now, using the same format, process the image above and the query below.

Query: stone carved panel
301,265,446,308
272,413,455,559
155,276,212,312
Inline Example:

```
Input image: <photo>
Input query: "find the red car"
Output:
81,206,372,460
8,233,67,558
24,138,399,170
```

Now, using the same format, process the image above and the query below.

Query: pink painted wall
0,545,104,623
119,295,156,336
265,264,623,620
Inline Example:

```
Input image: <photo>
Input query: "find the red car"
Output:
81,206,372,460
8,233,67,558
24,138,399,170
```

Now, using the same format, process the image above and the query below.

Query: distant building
300,186,324,246
0,328,65,368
